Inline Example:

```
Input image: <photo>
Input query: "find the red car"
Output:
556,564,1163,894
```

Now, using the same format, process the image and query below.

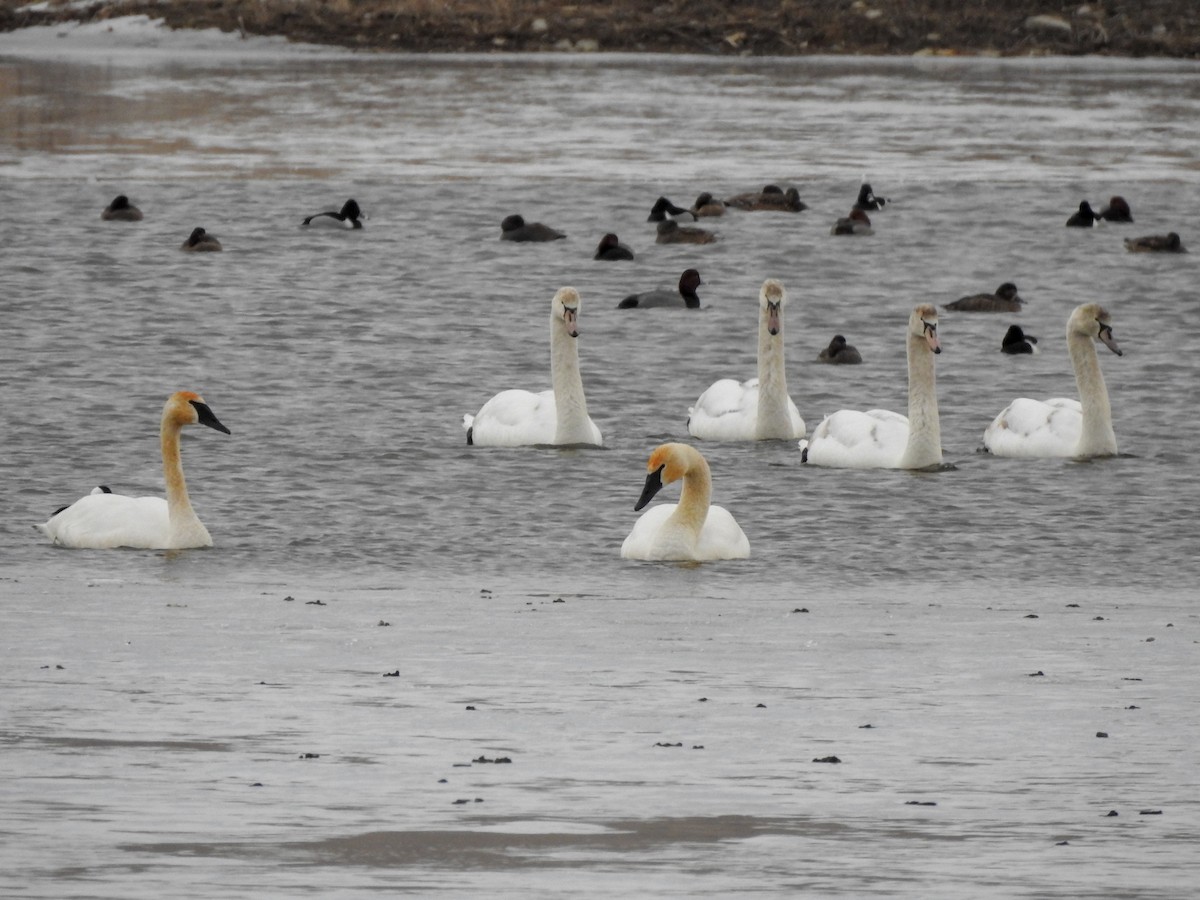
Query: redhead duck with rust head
594,233,634,261
1099,196,1133,223
618,268,702,309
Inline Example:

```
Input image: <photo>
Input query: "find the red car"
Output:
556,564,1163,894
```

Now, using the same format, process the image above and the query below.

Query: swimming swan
687,278,806,441
36,391,231,549
464,287,601,447
620,443,750,561
983,302,1122,458
802,304,943,469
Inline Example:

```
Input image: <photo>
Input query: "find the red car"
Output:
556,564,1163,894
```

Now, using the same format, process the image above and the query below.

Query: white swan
687,278,806,441
36,391,231,549
464,287,602,447
983,302,1123,458
802,304,943,469
621,443,750,561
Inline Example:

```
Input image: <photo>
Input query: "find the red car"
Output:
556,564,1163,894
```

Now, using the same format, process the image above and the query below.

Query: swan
36,391,231,549
464,287,601,447
687,279,806,441
620,443,749,561
801,304,943,469
983,302,1122,458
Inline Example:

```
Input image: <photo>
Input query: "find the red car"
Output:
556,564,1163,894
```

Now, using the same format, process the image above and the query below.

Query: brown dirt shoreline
2,0,1198,58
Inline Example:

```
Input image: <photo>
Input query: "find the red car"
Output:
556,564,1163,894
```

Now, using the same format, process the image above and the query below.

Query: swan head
911,304,941,354
1071,303,1122,356
633,443,701,511
760,279,785,335
553,287,581,339
164,391,231,434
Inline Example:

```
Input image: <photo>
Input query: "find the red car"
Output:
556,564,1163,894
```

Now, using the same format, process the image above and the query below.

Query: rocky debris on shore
2,0,1198,57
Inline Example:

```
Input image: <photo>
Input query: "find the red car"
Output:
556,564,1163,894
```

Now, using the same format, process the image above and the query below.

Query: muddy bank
2,0,1199,58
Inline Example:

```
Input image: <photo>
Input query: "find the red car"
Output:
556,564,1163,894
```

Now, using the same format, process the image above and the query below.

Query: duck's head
1072,303,1122,356
597,233,620,252
185,227,207,246
341,199,363,221
164,391,231,434
760,278,785,335
111,195,132,209
679,268,703,294
996,282,1022,303
500,214,525,233
911,304,941,354
553,287,581,338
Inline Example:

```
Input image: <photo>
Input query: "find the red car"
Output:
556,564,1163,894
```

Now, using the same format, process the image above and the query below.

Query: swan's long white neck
755,301,792,440
551,309,593,444
1069,329,1118,456
899,330,942,468
668,449,712,538
160,413,207,544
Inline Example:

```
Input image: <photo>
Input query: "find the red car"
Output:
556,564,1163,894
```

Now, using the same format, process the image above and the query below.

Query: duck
687,279,806,441
620,443,750,562
180,227,222,251
101,194,142,221
983,303,1122,458
944,282,1024,312
618,268,703,310
500,214,565,242
655,219,716,244
854,182,888,211
801,304,943,470
1066,201,1100,227
830,208,873,235
647,196,697,222
690,192,726,217
463,287,601,447
1124,232,1186,253
725,185,807,212
1001,324,1038,355
35,391,231,549
302,198,364,229
1099,196,1133,223
817,335,863,364
594,233,634,261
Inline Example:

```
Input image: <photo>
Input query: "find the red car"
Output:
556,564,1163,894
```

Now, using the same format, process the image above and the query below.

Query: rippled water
1,20,1198,898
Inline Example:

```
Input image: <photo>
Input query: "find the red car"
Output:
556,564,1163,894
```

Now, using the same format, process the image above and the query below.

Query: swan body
621,443,749,561
464,287,601,447
688,279,805,441
802,304,943,469
36,391,231,549
302,198,364,229
983,303,1122,458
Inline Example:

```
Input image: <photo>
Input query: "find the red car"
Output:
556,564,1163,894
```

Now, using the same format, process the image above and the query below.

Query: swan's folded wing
695,505,750,560
620,504,678,560
468,389,557,447
688,378,757,439
805,409,908,468
42,493,170,549
984,397,1081,457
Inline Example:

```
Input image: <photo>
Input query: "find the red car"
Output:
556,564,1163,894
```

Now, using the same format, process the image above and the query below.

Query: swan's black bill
191,400,231,435
634,465,666,511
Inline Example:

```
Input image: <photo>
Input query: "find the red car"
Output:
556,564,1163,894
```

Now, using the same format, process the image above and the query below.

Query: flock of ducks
40,184,1168,560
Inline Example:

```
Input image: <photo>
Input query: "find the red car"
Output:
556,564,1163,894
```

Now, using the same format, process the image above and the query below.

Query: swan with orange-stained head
36,391,231,549
983,303,1122,458
801,304,943,469
687,278,805,441
620,443,749,561
464,287,602,447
